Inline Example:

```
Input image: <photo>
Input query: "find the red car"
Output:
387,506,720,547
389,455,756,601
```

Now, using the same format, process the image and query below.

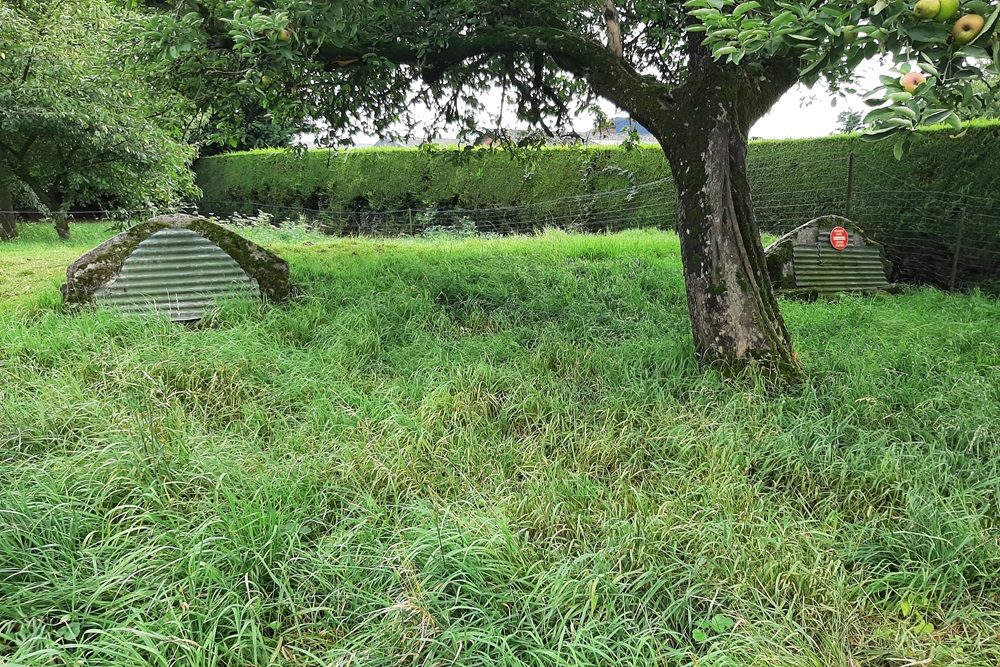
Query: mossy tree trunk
37,190,70,240
54,210,70,241
639,66,802,380
0,180,15,241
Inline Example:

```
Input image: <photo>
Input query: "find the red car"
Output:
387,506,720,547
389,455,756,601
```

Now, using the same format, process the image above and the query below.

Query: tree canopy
138,0,998,376
0,0,196,239
143,0,998,148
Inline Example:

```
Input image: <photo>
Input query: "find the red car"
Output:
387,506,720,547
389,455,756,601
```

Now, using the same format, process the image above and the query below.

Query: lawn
1,223,999,666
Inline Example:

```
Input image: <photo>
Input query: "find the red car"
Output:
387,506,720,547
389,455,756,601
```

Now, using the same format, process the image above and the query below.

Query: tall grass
1,223,998,666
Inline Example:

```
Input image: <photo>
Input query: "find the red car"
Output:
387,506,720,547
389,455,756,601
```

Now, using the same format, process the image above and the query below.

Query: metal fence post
844,152,855,220
949,209,965,291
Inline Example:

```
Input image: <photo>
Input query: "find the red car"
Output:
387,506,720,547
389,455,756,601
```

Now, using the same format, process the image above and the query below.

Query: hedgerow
195,123,1000,290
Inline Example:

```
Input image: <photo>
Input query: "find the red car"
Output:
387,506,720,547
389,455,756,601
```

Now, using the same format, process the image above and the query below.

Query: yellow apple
914,0,942,18
953,13,985,44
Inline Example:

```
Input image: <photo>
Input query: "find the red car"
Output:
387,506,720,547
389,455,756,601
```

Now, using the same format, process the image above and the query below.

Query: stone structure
764,215,891,296
62,214,290,321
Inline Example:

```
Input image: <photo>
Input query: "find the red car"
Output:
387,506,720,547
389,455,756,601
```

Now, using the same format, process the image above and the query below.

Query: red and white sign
829,226,850,251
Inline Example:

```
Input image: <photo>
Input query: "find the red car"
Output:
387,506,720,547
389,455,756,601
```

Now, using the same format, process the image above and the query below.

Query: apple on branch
953,14,985,44
934,0,960,20
913,0,941,19
899,71,927,93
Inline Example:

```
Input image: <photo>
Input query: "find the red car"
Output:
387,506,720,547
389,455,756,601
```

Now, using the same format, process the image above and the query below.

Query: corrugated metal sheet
792,230,889,293
95,228,259,321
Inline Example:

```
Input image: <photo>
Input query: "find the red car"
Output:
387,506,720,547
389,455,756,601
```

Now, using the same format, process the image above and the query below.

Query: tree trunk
0,181,15,241
659,107,802,381
54,211,70,241
49,192,70,241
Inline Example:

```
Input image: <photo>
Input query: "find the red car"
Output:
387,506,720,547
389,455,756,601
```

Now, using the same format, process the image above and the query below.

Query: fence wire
198,177,677,237
193,150,996,291
5,147,997,292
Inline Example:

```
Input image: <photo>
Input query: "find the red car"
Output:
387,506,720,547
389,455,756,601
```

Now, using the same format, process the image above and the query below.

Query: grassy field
1,223,999,666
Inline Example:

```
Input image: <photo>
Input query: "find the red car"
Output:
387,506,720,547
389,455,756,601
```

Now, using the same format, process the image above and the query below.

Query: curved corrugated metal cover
95,228,259,321
793,229,889,293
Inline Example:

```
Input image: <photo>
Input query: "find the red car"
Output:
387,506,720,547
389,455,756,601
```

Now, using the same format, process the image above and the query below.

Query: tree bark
54,211,70,241
0,181,16,240
657,105,802,381
37,191,70,241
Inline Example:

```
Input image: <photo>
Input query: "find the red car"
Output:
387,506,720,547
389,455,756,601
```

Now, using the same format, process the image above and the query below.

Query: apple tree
141,0,997,378
0,0,196,240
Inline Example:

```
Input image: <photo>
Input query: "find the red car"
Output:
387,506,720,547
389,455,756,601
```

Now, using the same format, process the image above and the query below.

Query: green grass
1,223,999,666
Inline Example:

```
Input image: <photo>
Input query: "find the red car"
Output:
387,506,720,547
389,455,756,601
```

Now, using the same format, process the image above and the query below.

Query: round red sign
829,226,849,251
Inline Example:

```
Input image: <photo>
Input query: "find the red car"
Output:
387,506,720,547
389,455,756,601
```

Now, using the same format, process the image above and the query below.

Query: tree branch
602,1,624,59
17,135,37,161
314,26,673,120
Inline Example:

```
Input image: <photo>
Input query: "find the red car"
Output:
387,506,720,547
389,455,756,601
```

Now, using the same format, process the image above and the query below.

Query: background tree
190,103,304,157
0,0,196,240
835,109,865,133
142,0,997,377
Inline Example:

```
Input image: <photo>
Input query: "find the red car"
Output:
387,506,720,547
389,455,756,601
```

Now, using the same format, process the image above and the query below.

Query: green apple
935,0,960,19
953,13,985,44
278,28,293,42
899,71,927,92
842,25,858,44
914,0,941,18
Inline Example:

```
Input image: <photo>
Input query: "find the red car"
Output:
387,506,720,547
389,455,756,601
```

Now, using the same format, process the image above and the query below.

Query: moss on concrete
184,218,291,302
61,214,291,308
61,220,173,305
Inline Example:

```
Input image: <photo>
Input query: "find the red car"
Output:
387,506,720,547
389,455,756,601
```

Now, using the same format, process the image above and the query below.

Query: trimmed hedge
195,123,1000,291
195,145,669,213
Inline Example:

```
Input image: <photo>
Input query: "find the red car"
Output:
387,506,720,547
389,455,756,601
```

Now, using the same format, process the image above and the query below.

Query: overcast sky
349,61,887,145
752,62,883,139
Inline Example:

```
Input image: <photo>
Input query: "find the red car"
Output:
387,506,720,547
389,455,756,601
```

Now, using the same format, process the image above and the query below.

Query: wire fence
748,152,999,292
4,148,997,292
198,178,677,237
192,150,996,291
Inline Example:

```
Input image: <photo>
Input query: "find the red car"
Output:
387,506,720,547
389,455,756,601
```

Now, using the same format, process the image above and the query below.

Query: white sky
351,61,887,145
752,62,883,140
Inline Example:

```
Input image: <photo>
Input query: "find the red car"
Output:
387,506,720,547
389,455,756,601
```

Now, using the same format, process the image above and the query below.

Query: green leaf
904,24,950,44
922,108,953,125
883,117,915,128
732,1,761,18
860,126,901,141
800,53,829,78
769,11,796,27
693,629,709,642
710,615,735,632
714,46,741,56
864,107,896,123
